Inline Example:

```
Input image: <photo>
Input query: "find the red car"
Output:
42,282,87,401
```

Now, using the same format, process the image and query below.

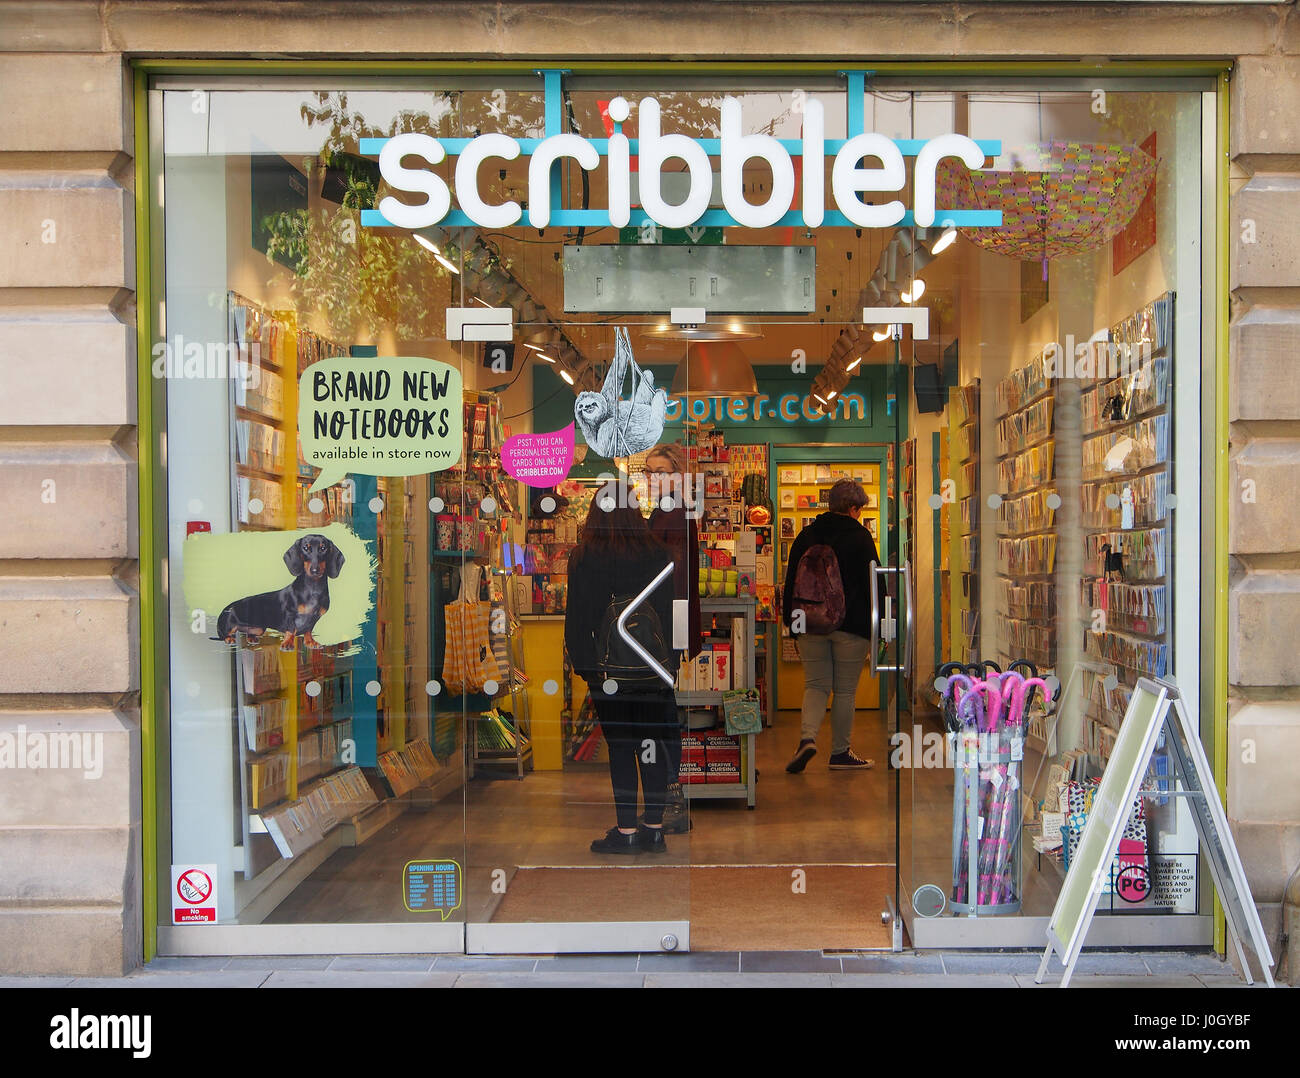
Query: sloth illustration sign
361,96,1001,232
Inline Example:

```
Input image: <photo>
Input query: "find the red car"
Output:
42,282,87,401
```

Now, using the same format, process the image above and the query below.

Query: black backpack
594,590,672,684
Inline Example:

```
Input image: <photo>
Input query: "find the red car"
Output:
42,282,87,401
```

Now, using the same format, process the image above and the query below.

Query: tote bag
442,597,501,694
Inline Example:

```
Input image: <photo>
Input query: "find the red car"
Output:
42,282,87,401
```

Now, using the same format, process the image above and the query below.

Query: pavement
0,950,1274,988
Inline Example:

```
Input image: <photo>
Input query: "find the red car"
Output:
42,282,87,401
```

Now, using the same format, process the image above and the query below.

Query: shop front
144,62,1222,958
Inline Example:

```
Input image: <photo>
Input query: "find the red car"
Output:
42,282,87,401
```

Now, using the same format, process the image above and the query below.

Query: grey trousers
797,630,870,754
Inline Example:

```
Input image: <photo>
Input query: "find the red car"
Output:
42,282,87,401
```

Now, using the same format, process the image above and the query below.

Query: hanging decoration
935,141,1157,279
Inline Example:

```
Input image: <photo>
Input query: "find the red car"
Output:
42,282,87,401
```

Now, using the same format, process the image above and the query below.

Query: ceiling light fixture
534,351,556,363
931,221,958,254
558,368,575,386
647,322,761,343
413,234,440,255
845,356,862,372
872,328,890,342
902,279,927,303
670,340,759,398
434,251,460,275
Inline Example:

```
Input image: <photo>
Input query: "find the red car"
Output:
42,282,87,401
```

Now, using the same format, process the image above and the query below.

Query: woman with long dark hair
565,480,678,854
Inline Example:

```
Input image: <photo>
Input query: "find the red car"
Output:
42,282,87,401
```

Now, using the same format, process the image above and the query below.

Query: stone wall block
0,577,138,693
0,443,136,559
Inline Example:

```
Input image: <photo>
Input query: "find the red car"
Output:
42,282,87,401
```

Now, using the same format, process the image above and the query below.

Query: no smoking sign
171,864,218,924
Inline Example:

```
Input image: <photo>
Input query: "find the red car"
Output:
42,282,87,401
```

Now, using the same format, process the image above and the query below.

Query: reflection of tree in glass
261,88,793,340
257,91,464,342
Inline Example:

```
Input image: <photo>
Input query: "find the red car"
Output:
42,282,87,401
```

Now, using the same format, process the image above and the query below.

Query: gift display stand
678,595,758,808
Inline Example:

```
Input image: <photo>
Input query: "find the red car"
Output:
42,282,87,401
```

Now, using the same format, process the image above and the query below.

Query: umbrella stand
946,669,1028,916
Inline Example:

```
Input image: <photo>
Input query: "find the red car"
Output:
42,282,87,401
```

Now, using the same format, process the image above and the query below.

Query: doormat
490,864,894,951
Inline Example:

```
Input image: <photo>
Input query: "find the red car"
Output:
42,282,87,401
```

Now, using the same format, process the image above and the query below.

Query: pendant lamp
670,340,759,398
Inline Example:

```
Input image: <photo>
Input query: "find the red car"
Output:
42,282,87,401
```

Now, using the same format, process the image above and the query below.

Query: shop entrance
454,313,907,953
152,73,1215,958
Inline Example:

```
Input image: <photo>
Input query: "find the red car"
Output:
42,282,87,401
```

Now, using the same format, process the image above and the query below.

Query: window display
151,73,1210,954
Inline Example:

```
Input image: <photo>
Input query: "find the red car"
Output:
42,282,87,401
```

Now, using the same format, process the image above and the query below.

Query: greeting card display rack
949,381,981,665
226,296,416,871
1078,291,1174,764
994,350,1061,671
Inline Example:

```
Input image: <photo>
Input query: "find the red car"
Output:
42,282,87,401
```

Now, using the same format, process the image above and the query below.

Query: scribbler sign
361,95,1001,232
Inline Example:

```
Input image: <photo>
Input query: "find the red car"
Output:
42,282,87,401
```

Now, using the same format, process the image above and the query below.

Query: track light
413,234,440,255
872,328,890,342
902,279,926,303
558,368,575,386
931,221,958,254
846,356,862,372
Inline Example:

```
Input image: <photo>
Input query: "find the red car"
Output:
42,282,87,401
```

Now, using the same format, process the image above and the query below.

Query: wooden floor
266,706,1063,938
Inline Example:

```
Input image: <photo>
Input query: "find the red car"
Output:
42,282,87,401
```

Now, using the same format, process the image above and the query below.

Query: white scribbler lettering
372,96,988,232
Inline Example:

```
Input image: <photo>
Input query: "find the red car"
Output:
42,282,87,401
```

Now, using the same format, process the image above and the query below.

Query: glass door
459,315,693,953
864,307,915,952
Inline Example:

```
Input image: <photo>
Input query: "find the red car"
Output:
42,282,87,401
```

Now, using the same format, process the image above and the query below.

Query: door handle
616,561,677,688
903,561,915,673
672,599,689,651
870,562,914,675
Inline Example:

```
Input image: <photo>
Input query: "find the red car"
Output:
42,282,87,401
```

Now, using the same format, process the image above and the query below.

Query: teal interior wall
529,361,908,478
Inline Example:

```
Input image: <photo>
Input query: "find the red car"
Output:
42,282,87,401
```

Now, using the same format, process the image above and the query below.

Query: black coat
565,541,677,682
781,511,883,640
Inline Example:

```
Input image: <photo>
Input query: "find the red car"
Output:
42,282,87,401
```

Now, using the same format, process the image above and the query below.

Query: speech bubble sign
403,859,463,920
299,355,463,493
500,422,575,487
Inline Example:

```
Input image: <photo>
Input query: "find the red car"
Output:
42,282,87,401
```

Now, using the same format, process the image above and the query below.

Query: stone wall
1,1,1297,975
1227,52,1300,980
0,44,140,975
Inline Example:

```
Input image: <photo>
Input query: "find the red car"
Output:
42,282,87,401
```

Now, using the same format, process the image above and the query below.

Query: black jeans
589,682,678,829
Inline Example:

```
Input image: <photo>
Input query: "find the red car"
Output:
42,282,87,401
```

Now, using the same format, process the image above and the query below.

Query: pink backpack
792,544,846,634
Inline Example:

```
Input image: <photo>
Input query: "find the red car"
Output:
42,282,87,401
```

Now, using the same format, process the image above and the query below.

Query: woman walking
565,480,678,853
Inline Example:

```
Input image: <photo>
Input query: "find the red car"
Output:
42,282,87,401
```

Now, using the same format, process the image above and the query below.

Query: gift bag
442,597,501,694
1062,778,1148,900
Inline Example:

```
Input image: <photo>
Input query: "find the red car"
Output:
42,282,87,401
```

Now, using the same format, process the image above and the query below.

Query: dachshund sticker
215,534,345,649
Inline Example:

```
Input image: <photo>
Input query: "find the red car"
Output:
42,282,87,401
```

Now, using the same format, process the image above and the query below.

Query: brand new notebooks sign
361,96,1001,232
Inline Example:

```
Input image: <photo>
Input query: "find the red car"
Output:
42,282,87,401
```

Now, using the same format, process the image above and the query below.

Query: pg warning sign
171,864,218,924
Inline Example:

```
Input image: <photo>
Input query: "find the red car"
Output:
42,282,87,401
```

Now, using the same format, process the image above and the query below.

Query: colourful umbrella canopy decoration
935,140,1157,277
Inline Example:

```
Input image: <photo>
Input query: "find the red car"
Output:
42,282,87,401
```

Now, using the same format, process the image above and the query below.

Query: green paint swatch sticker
299,355,463,493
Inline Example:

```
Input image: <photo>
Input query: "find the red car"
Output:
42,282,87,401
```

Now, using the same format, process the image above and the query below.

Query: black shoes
590,827,641,854
828,749,875,770
590,826,668,854
786,739,818,773
637,824,668,853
